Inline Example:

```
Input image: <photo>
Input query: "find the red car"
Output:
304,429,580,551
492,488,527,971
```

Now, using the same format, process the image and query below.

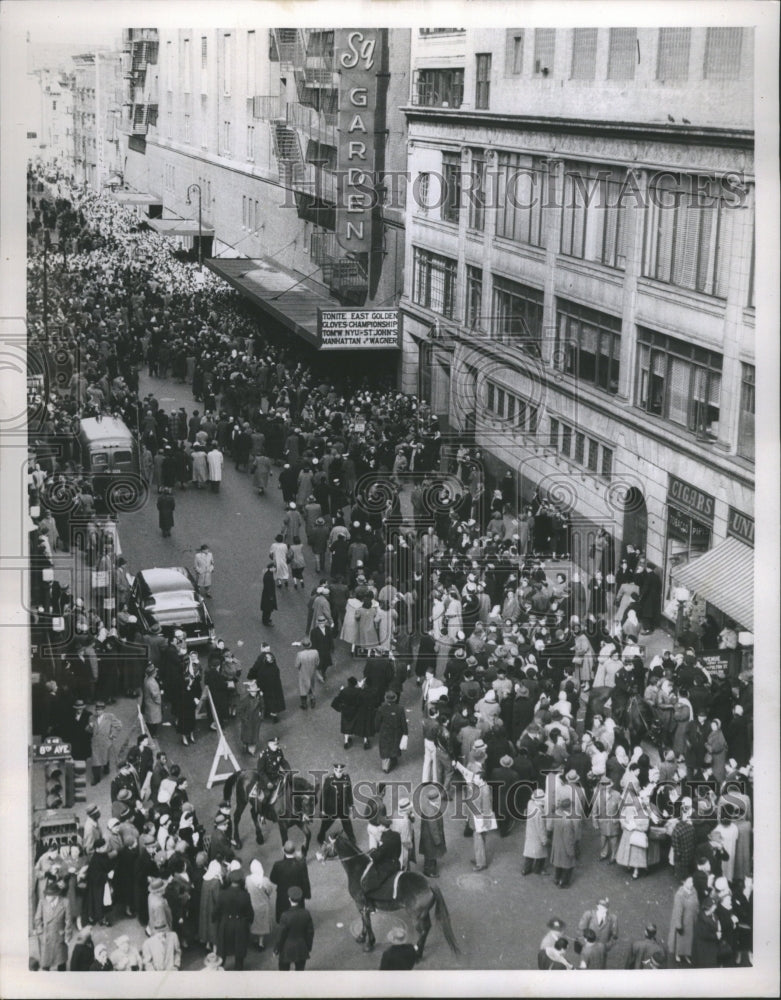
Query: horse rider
360,816,402,904
610,660,636,728
255,735,292,840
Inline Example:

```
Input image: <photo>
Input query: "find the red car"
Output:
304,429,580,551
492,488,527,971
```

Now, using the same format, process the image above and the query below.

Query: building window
533,28,555,76
571,28,598,80
415,172,431,215
657,27,691,81
246,125,255,160
636,328,722,437
200,97,208,147
183,37,191,92
505,30,524,75
555,299,621,394
737,363,755,461
255,200,259,229
166,111,172,139
242,195,247,228
419,28,465,35
642,174,737,299
412,247,456,318
704,27,743,80
465,266,483,331
560,162,628,268
415,68,464,108
607,27,637,80
549,417,559,449
222,120,231,155
441,152,461,224
747,222,755,308
486,380,538,434
467,152,486,231
184,115,191,142
475,53,491,109
561,422,572,457
247,197,254,233
201,36,207,68
222,33,232,95
495,153,549,248
601,447,613,481
587,437,599,472
491,276,544,347
247,30,257,96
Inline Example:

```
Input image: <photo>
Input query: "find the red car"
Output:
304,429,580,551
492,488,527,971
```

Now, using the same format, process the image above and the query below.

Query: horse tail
223,770,239,804
431,883,460,955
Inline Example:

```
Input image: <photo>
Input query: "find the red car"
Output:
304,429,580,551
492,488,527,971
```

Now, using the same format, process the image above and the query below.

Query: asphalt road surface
58,368,681,971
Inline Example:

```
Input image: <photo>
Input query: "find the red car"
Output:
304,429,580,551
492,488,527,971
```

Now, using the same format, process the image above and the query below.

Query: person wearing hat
489,754,521,837
379,926,419,970
109,933,142,971
310,613,335,683
194,543,215,599
590,776,622,863
33,870,73,970
83,804,103,855
274,884,314,971
537,935,573,970
202,951,225,970
89,700,123,786
330,675,375,751
212,866,254,971
237,679,264,755
295,636,320,710
361,817,403,897
670,796,697,881
522,789,551,875
89,939,115,971
63,698,93,768
141,914,182,970
317,762,356,847
625,923,667,969
82,837,113,927
146,876,172,937
270,533,291,589
578,898,619,956
548,796,581,888
156,486,176,537
260,561,278,627
390,798,417,872
418,783,447,879
206,441,224,493
269,841,312,923
142,664,163,736
374,688,408,774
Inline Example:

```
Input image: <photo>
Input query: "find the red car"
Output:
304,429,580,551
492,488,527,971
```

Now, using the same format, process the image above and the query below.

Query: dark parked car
129,567,215,647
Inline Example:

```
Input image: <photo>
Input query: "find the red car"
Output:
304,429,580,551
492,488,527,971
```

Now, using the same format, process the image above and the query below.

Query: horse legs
252,803,264,846
232,799,245,849
355,905,368,945
414,900,433,961
363,908,376,952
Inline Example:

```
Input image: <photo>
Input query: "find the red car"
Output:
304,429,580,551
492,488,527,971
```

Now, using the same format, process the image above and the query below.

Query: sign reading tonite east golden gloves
318,308,399,349
335,29,379,255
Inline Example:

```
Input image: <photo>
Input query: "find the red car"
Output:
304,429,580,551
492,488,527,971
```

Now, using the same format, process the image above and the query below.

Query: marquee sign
318,308,400,349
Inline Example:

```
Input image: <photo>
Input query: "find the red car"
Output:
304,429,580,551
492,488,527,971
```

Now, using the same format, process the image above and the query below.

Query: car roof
138,567,194,592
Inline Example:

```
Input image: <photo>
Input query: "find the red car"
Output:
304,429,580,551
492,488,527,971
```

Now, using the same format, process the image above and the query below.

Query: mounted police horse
316,826,460,958
223,769,318,854
586,686,662,751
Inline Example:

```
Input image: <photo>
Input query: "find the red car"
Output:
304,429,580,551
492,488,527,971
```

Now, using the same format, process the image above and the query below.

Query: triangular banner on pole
204,686,241,789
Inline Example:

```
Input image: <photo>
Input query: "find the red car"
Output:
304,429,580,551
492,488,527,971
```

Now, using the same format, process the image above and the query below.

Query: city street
71,368,682,972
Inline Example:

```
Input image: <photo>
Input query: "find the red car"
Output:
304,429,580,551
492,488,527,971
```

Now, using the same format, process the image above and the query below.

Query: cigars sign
335,30,381,254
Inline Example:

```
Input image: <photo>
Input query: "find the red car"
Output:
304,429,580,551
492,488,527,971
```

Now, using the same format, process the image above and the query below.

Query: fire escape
258,28,367,302
121,28,159,137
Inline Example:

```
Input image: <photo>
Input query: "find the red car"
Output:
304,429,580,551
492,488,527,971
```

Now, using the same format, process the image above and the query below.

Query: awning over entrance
112,189,163,207
145,218,215,237
671,536,753,631
205,257,334,349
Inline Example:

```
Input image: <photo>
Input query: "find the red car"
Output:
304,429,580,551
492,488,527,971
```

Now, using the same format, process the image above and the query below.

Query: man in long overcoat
295,639,320,710
548,798,580,887
34,876,73,970
260,564,277,627
522,789,550,875
374,690,408,773
213,868,254,971
269,841,312,922
90,701,123,785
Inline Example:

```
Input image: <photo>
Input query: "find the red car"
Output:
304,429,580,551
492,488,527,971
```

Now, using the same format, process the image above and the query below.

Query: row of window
548,417,614,481
485,380,539,435
412,248,755,457
241,195,261,232
416,157,749,303
166,31,255,98
415,28,747,109
503,26,748,85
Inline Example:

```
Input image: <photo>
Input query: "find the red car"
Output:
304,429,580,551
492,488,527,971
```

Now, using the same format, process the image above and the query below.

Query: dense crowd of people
26,165,754,972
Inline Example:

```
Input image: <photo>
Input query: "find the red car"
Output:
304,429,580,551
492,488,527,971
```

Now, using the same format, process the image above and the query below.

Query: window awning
671,536,753,631
145,217,215,237
112,189,162,206
205,257,334,348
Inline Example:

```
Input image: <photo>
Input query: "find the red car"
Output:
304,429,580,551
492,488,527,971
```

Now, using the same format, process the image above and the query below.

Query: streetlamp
185,183,203,269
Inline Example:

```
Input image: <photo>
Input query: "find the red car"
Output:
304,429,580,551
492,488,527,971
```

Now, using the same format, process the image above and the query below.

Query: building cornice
401,107,754,150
